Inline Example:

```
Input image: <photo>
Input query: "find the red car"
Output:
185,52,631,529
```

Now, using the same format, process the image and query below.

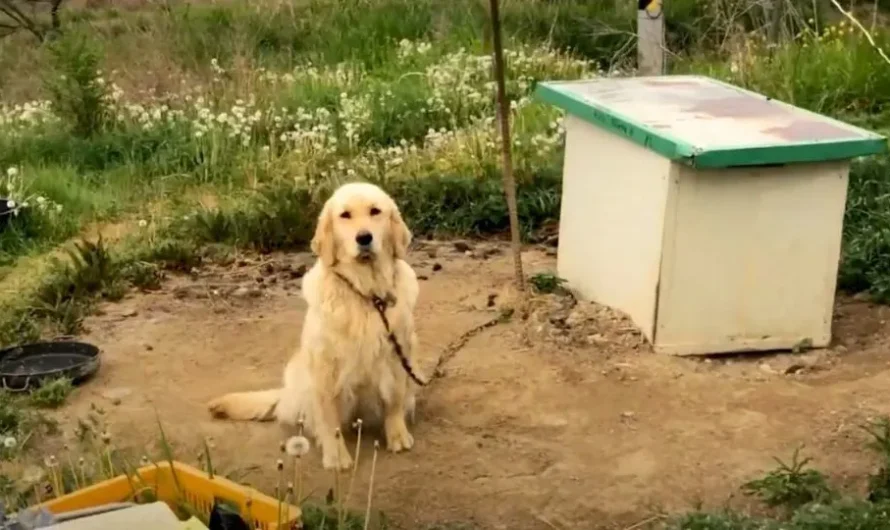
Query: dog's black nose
356,231,373,246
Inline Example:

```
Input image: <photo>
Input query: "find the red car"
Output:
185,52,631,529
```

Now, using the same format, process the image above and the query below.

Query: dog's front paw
322,447,353,471
207,398,228,419
385,417,414,453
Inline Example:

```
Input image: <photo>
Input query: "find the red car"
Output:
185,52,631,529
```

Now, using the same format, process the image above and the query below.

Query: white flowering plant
0,167,64,220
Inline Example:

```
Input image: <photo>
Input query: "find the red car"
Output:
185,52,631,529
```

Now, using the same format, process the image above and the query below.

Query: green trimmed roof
535,75,888,169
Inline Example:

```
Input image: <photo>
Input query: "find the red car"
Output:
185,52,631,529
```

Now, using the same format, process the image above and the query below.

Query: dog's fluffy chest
301,262,415,388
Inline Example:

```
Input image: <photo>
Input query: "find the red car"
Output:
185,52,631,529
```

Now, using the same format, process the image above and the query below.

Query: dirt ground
43,240,890,529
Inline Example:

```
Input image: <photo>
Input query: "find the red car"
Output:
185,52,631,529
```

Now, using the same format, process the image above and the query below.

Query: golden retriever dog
207,182,424,470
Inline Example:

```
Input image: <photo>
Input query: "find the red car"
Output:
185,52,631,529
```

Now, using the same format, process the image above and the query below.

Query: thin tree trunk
488,0,526,294
50,0,63,32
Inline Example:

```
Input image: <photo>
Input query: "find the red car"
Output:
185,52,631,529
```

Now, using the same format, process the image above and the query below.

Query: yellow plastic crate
39,461,301,530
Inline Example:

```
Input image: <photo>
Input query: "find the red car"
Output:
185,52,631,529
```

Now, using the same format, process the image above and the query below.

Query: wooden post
637,0,665,76
488,0,526,294
764,0,783,43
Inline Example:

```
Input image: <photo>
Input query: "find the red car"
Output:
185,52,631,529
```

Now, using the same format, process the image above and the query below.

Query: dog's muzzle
355,230,374,260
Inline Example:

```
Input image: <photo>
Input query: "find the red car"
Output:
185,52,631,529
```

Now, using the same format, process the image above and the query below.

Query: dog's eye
370,207,381,216
339,211,351,219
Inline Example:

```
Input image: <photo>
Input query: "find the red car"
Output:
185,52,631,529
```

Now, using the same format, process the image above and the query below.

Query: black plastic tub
0,340,101,391
0,197,13,231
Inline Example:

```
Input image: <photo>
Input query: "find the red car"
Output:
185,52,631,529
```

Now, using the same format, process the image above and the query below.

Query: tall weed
43,31,112,138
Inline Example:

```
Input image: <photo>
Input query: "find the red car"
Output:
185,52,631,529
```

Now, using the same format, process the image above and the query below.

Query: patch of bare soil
41,241,890,529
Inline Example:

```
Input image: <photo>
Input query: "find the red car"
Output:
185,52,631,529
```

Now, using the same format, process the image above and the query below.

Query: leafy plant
29,376,73,408
741,446,836,510
864,417,890,502
529,272,566,294
43,30,111,138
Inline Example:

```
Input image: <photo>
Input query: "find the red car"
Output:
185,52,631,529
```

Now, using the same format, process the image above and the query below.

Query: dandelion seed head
285,436,310,457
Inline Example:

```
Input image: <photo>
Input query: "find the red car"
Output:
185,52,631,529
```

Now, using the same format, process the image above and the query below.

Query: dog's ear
389,204,412,259
311,201,337,267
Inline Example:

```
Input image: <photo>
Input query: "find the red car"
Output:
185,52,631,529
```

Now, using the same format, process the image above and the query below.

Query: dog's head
311,182,412,267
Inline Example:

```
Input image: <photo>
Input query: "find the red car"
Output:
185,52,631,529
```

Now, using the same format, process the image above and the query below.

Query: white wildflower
138,219,148,228
2,436,15,449
6,167,17,178
285,436,310,457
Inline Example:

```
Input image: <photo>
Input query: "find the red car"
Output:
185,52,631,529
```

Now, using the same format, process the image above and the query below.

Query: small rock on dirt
289,264,308,279
121,308,138,318
427,248,438,259
417,275,429,281
102,388,132,405
784,363,807,375
173,286,190,299
621,411,636,421
759,363,776,375
233,286,263,298
545,248,557,257
432,263,443,272
587,333,607,345
852,291,872,302
565,309,588,328
453,241,472,253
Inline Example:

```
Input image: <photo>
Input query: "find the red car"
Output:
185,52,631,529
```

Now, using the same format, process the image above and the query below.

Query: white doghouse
536,75,887,355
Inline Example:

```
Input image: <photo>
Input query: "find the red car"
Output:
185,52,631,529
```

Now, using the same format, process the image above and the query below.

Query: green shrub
838,156,890,300
29,377,74,409
741,447,836,510
43,31,112,138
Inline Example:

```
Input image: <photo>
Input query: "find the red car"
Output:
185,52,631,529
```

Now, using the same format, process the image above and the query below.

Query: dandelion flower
6,167,17,178
2,436,15,448
285,436,310,457
138,219,148,228
6,200,15,209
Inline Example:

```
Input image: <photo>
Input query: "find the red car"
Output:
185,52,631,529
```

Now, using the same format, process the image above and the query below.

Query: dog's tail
207,389,280,422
